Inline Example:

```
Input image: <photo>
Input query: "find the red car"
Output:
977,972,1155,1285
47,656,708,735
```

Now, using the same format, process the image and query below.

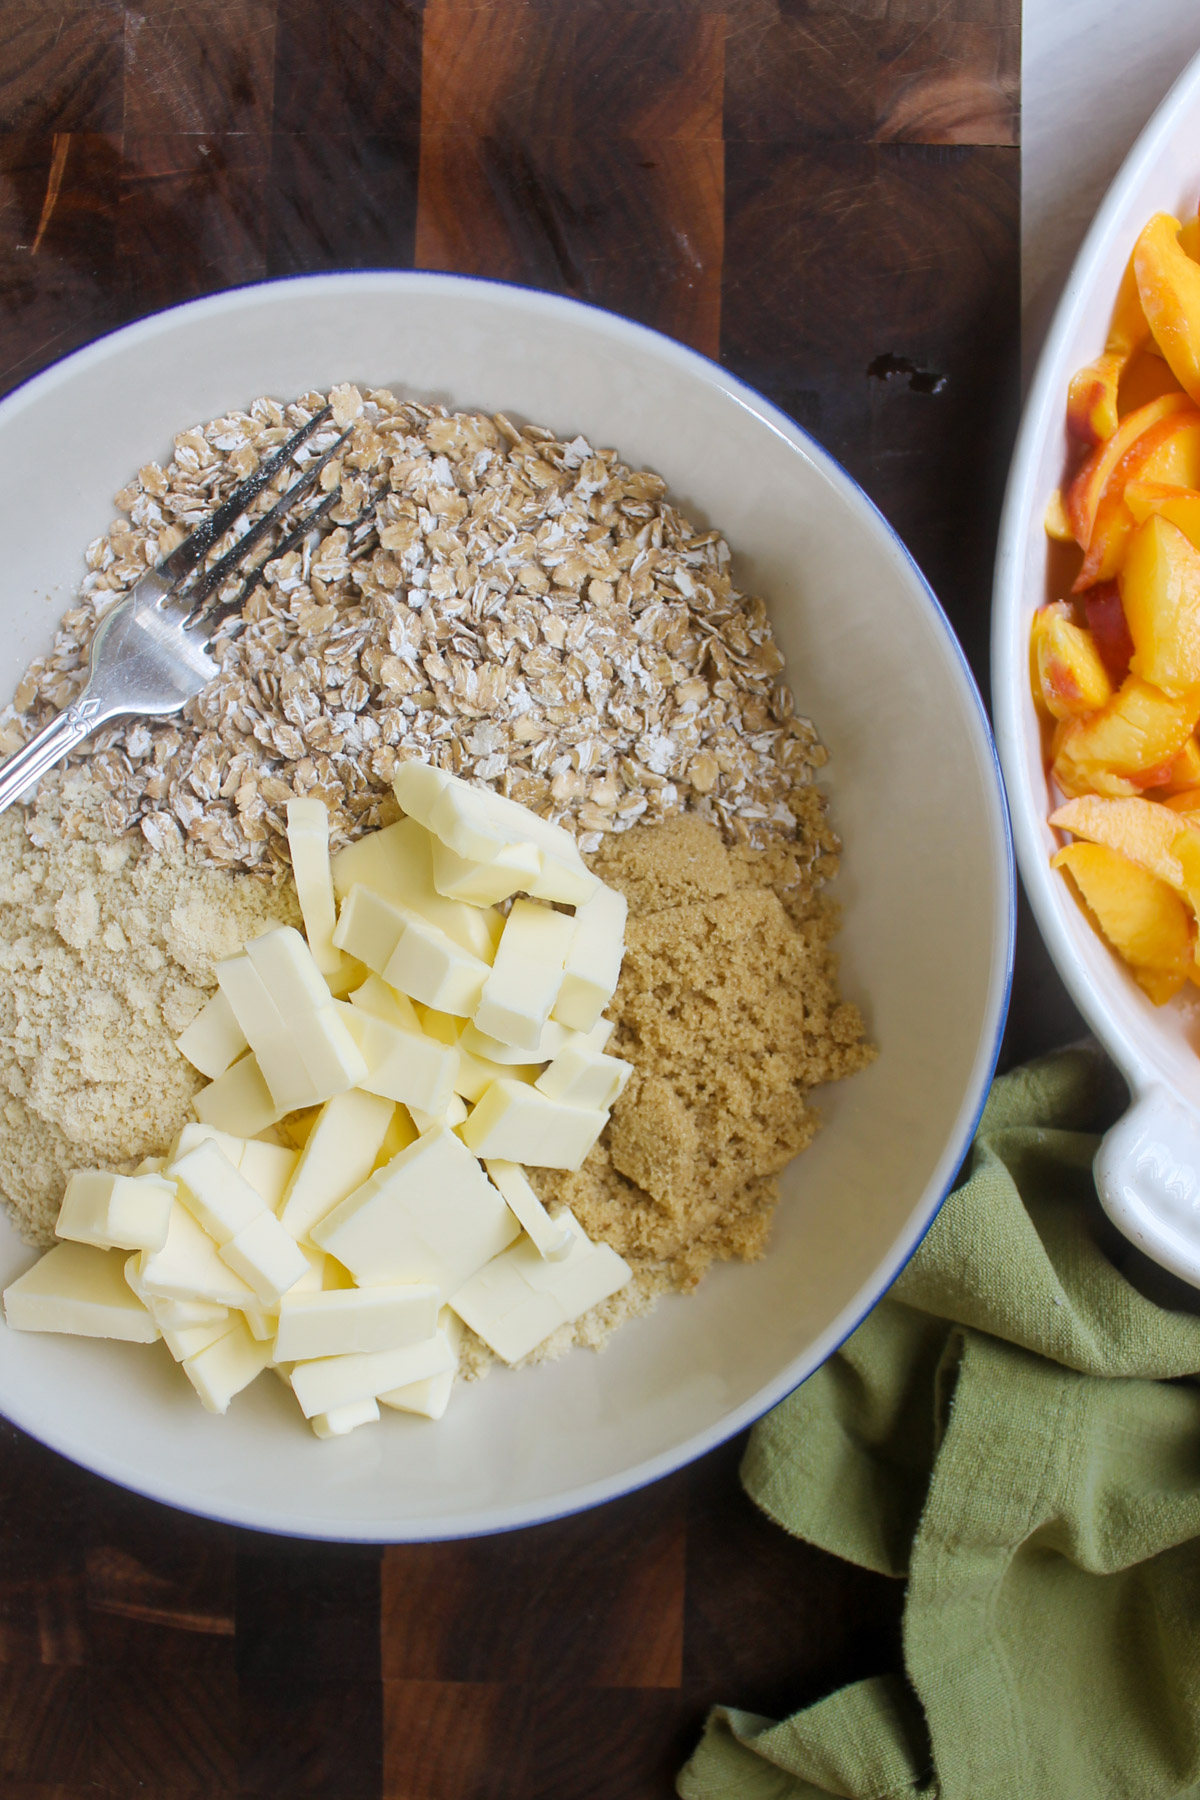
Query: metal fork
0,405,352,816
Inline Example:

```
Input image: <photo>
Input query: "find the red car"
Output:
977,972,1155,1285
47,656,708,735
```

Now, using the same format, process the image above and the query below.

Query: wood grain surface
0,3,1050,1796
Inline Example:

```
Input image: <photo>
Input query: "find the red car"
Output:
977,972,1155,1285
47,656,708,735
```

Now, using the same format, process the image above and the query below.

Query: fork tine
188,489,347,638
157,404,335,585
180,426,353,612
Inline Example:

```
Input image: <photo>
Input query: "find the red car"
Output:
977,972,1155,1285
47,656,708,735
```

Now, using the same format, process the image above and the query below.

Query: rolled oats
4,389,832,878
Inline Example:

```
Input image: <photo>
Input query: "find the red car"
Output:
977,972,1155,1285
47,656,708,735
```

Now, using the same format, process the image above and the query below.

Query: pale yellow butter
552,884,627,1033
277,1088,397,1242
55,1169,175,1254
275,1283,440,1362
474,899,575,1052
289,1331,455,1419
175,988,248,1080
4,1241,160,1342
460,1078,607,1171
450,1211,630,1364
312,1125,520,1297
335,1001,457,1115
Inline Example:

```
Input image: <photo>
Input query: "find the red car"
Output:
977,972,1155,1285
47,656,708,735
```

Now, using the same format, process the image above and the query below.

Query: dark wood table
0,4,1072,1795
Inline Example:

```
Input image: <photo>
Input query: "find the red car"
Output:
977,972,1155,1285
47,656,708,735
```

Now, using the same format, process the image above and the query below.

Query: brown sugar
532,816,875,1291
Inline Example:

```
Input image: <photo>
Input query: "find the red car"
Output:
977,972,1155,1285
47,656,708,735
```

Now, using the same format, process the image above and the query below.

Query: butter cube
535,1043,632,1112
220,1211,309,1306
242,1302,279,1342
170,1140,263,1245
383,908,491,1017
136,1202,257,1309
286,798,344,977
182,1316,272,1413
175,989,248,1080
255,1006,368,1111
4,1242,160,1342
56,1170,175,1254
312,1125,520,1297
335,1002,457,1114
193,1055,283,1139
460,1018,571,1066
332,818,497,961
430,834,541,906
238,1140,299,1212
160,1312,237,1363
483,1160,572,1260
246,926,332,1021
215,954,285,1047
474,900,575,1051
378,1312,462,1420
130,1272,228,1337
312,1397,381,1439
254,1035,321,1114
552,884,627,1032
396,763,598,906
290,1331,455,1419
332,884,406,974
171,1121,246,1166
459,1080,607,1171
278,1088,397,1242
350,972,422,1034
275,1284,439,1362
450,1211,630,1363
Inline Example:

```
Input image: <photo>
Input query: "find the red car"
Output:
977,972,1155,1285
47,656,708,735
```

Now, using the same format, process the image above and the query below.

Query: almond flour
0,775,296,1246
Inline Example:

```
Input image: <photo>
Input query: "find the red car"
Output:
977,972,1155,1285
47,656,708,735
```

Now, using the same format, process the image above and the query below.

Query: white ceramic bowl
994,49,1200,1290
0,277,1012,1538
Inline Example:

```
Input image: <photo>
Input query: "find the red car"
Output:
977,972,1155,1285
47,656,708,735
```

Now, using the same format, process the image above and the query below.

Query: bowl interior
0,277,1011,1537
995,51,1200,1110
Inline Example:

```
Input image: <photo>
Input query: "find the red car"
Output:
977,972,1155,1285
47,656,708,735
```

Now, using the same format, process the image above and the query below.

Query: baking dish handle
1094,1085,1200,1288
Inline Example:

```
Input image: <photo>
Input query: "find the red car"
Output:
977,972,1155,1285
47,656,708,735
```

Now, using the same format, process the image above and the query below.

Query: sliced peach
1134,213,1200,404
1125,480,1200,549
1151,736,1200,795
1072,412,1200,589
1052,839,1193,1003
1031,604,1113,719
1044,489,1074,542
1051,674,1200,797
1121,514,1200,695
1067,250,1150,445
1049,794,1191,894
1164,783,1200,812
1065,391,1192,550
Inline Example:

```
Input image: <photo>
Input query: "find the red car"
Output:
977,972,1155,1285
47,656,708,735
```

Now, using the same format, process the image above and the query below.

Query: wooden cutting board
0,2,1021,1794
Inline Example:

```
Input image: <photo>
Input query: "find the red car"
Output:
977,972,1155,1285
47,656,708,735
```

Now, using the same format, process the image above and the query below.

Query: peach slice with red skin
1065,392,1192,551
1031,604,1113,719
1052,839,1193,1003
1051,674,1200,798
1134,213,1200,404
1120,513,1200,696
1072,411,1200,589
1149,735,1200,795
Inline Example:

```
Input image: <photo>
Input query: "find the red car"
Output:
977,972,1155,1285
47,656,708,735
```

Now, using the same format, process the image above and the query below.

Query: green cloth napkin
678,1047,1200,1800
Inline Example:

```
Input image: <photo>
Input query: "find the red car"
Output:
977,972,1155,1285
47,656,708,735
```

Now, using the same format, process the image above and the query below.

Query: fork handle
0,694,113,815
